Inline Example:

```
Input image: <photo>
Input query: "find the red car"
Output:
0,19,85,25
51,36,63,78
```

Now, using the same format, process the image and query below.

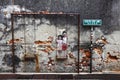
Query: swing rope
23,15,26,53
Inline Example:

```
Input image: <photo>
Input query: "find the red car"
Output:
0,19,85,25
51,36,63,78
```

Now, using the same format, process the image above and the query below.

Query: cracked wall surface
0,0,120,73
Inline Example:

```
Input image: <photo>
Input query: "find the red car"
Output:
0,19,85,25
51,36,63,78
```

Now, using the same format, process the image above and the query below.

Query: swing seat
24,53,35,62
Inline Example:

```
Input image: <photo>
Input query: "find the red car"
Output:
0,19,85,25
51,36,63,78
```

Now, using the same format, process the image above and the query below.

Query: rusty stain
35,54,40,72
107,52,119,62
40,46,56,54
34,40,52,45
7,38,22,44
93,47,103,55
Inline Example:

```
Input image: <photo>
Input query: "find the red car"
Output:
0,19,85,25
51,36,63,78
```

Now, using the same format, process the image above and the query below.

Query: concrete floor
0,73,120,79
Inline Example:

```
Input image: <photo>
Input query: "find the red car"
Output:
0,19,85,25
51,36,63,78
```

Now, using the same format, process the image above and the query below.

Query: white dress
63,37,67,44
57,40,63,50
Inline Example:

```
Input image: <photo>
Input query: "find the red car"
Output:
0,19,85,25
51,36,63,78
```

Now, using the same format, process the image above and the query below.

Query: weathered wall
0,0,111,23
0,0,120,73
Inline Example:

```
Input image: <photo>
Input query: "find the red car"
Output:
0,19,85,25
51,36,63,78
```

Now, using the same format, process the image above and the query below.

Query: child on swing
56,35,63,57
62,31,67,57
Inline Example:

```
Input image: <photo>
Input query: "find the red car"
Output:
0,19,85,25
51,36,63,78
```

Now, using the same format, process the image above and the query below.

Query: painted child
56,35,63,57
62,31,68,57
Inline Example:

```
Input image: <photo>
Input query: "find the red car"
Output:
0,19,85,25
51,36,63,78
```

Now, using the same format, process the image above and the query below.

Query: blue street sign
83,19,102,26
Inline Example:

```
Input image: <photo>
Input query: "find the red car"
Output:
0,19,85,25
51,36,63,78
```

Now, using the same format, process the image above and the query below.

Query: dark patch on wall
0,0,119,34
